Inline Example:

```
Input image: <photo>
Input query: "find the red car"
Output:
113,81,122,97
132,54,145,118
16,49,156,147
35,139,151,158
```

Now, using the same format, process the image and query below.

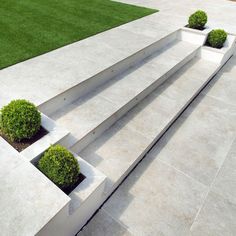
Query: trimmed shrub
37,145,80,190
207,29,227,48
0,99,41,141
188,10,207,30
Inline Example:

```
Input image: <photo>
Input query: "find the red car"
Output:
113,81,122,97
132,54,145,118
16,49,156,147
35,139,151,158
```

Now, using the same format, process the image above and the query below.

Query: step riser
38,31,178,116
103,62,220,198
70,48,199,152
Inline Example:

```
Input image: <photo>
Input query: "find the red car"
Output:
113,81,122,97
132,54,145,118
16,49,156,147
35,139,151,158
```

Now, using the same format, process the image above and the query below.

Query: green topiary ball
207,29,227,48
37,145,80,190
188,10,207,30
0,99,41,142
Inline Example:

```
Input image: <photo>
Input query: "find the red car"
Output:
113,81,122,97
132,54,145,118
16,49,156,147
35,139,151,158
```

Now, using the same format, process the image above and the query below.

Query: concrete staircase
42,29,227,199
34,27,236,235
49,32,199,150
78,57,219,195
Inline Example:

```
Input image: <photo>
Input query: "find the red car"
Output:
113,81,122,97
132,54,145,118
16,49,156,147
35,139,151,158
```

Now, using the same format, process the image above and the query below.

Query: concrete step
39,30,178,116
78,57,219,195
50,40,199,150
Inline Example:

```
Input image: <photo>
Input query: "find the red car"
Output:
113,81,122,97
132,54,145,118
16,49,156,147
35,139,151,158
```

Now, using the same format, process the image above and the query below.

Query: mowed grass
0,0,157,69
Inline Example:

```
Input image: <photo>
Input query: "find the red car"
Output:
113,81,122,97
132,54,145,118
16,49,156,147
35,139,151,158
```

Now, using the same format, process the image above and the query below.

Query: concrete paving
78,0,236,235
0,0,235,234
79,53,236,236
117,0,236,33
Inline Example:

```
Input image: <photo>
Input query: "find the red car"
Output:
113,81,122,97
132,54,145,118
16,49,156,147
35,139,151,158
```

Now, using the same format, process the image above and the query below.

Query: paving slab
77,210,132,236
211,138,236,205
157,94,236,186
190,191,236,236
80,119,152,191
102,157,207,236
203,56,236,107
51,92,118,141
0,138,23,179
117,0,236,33
0,160,70,236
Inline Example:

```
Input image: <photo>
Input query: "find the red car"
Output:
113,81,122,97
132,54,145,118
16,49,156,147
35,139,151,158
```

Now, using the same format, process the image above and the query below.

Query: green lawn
0,0,157,69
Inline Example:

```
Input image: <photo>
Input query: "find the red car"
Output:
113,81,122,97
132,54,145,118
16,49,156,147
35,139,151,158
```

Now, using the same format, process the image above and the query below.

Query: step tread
78,57,218,192
51,40,198,142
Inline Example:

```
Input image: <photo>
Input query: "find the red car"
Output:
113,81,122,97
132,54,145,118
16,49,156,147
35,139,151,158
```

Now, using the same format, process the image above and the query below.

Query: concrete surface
78,0,236,235
79,57,218,193
51,40,198,144
79,53,236,235
0,0,236,235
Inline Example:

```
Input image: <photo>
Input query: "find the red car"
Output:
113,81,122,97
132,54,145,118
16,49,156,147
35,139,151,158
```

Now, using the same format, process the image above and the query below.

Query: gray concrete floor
78,50,236,236
78,0,236,235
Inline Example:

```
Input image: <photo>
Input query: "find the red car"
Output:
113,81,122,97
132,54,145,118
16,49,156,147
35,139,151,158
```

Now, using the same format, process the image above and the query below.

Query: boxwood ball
188,10,207,30
207,29,227,48
0,99,41,141
38,145,80,190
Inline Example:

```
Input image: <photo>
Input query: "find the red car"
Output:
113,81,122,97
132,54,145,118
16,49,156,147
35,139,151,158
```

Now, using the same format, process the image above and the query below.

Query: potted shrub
206,29,228,48
181,10,209,45
0,99,47,151
36,145,106,236
37,144,84,194
187,10,208,30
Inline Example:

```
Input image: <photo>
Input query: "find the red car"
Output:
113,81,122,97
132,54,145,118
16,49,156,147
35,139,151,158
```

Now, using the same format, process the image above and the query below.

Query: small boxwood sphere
188,10,207,30
207,29,227,48
38,145,80,190
0,99,41,141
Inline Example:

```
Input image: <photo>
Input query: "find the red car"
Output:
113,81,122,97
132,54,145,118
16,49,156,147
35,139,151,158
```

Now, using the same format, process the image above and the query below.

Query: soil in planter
185,25,206,31
204,41,224,49
0,126,48,152
63,173,86,195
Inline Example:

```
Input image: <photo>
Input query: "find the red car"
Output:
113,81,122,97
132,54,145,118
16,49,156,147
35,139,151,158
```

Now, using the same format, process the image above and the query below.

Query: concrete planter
200,33,236,64
36,153,106,236
21,113,70,162
180,26,210,45
1,108,107,236
180,28,236,64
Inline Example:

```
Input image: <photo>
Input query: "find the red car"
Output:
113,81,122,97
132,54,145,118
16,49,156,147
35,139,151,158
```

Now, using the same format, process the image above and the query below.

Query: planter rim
203,33,236,54
21,113,70,162
182,25,210,35
68,153,106,214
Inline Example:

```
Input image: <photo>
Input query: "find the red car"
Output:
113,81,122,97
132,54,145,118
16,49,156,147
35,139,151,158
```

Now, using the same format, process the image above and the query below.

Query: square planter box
36,153,106,236
21,113,70,162
200,33,236,64
179,26,211,45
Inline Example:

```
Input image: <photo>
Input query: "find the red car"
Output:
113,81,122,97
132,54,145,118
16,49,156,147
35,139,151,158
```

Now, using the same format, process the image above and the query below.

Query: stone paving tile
203,56,236,108
0,161,69,236
79,118,152,192
51,92,118,141
102,156,207,236
0,138,22,179
190,191,236,236
77,209,132,236
211,138,236,205
118,0,236,33
156,94,236,186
